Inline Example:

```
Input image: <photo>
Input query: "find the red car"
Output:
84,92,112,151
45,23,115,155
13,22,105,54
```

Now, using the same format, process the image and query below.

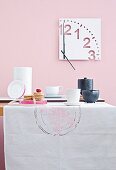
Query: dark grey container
78,77,93,94
82,90,99,103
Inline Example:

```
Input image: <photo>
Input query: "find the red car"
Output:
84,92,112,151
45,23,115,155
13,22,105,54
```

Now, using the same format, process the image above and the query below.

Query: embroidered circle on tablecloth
34,106,81,136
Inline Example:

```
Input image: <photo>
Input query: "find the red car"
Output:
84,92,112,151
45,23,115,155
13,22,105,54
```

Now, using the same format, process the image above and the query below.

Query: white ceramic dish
45,94,63,98
45,86,62,96
7,80,25,99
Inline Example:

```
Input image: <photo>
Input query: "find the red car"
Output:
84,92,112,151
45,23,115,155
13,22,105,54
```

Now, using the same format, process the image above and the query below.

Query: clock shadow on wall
59,18,101,62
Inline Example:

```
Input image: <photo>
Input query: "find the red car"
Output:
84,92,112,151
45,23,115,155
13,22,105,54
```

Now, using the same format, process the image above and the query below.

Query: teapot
78,77,93,94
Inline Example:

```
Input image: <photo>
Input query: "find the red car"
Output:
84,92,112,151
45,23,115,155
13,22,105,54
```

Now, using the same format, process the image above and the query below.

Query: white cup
45,86,62,96
66,89,80,104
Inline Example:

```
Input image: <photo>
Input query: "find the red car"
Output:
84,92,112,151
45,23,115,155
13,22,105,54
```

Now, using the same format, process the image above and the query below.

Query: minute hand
61,50,76,70
62,21,65,59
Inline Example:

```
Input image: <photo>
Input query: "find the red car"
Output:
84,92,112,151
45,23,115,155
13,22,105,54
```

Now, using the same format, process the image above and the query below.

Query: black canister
78,77,93,94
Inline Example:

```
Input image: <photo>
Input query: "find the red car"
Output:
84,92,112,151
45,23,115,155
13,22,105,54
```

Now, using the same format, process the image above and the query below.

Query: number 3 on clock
59,18,101,60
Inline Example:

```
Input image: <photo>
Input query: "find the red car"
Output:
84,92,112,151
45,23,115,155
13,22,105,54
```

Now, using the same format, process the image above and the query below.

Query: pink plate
20,100,47,104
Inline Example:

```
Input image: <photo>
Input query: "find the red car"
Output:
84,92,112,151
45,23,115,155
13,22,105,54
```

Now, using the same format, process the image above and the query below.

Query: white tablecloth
4,102,116,170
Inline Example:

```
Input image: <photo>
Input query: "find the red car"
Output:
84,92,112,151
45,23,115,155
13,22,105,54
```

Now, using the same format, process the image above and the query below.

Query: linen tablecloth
4,102,116,170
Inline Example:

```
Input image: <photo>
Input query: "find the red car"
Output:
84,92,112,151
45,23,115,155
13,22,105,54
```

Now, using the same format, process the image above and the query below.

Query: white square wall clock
59,18,101,60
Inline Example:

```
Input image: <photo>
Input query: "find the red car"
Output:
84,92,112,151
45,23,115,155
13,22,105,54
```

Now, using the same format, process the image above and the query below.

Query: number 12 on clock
59,18,101,60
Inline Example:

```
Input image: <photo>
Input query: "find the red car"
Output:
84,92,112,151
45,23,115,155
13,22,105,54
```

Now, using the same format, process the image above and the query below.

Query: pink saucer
36,100,47,104
19,100,47,104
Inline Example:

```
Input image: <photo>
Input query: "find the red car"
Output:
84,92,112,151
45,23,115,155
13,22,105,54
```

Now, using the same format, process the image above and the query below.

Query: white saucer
65,102,80,106
7,80,25,99
45,94,63,98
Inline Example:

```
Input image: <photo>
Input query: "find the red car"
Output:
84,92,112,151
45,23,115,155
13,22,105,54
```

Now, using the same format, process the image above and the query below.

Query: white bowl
45,86,61,96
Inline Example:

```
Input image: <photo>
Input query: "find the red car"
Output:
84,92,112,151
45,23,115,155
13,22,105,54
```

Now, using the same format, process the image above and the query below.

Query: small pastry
23,95,33,101
33,89,44,101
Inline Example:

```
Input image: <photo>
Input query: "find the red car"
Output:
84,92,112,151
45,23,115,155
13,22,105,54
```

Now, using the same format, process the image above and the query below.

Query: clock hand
62,20,76,70
61,50,76,70
63,21,65,59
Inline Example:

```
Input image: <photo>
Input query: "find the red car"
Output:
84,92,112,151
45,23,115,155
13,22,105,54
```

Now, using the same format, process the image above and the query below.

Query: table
3,102,116,170
0,96,105,117
0,103,8,116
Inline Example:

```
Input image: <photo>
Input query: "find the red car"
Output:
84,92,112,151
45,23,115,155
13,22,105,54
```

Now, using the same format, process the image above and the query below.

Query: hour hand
61,50,65,59
61,50,76,70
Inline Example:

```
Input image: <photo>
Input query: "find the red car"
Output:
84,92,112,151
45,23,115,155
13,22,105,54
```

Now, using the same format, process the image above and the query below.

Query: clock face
59,18,101,60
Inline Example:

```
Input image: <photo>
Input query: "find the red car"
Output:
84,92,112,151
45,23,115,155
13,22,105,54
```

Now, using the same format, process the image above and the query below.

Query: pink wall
0,117,5,170
0,0,116,169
